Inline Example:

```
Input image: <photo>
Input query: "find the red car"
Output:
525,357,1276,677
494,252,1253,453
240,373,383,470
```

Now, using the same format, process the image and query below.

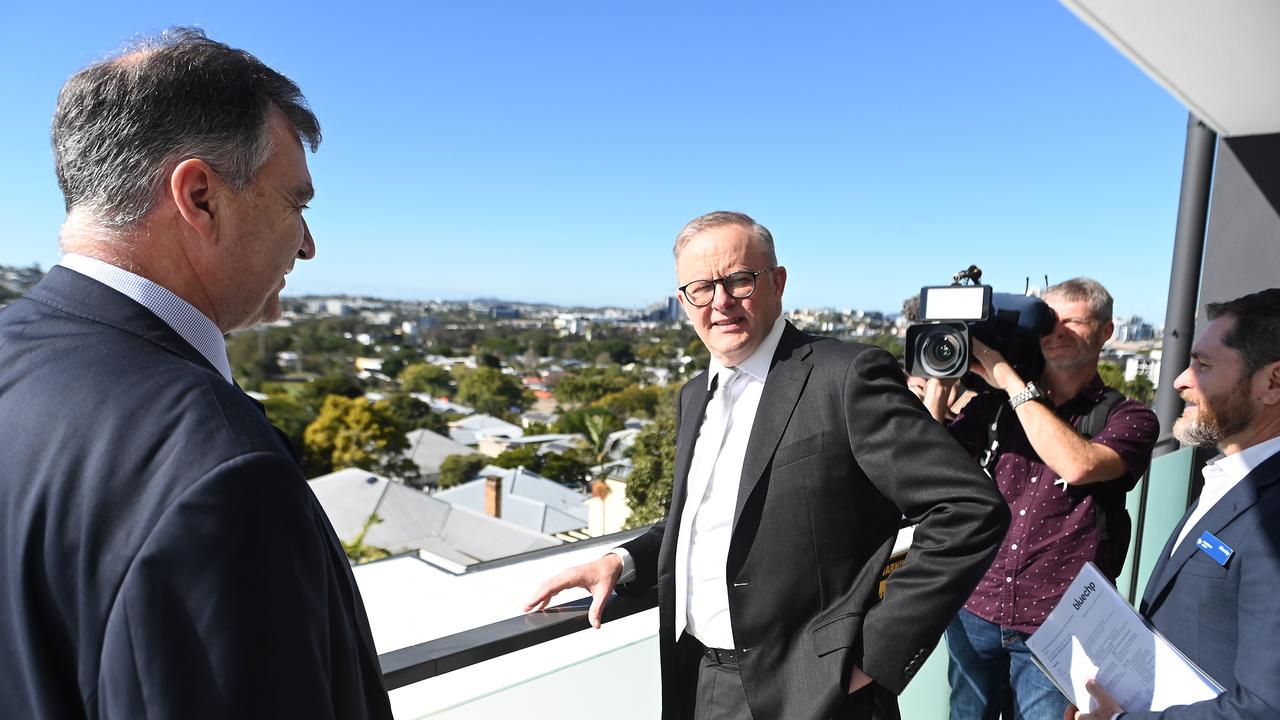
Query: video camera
905,266,1057,381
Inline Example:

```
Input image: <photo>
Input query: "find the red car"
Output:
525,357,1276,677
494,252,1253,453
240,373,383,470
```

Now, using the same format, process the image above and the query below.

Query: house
405,428,475,486
477,432,583,458
449,413,524,446
435,465,589,538
307,468,559,573
587,460,635,537
412,393,474,416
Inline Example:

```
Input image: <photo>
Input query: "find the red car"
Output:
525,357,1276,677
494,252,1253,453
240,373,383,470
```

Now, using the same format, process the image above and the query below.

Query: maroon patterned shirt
947,375,1158,633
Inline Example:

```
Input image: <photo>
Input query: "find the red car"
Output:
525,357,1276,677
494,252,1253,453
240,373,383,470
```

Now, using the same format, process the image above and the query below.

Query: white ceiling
1061,0,1280,137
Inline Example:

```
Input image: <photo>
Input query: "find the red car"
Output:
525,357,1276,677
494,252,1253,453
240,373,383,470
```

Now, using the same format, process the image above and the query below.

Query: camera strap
978,402,1004,477
1075,388,1127,552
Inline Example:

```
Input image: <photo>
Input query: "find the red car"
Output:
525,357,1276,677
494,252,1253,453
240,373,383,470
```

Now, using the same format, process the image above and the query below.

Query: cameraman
924,278,1158,720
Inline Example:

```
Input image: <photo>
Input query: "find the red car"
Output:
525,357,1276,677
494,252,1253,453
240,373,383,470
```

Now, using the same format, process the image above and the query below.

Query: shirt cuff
610,548,636,583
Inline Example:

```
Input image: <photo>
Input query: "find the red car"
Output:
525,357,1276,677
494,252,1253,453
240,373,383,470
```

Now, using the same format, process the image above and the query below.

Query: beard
1173,387,1254,448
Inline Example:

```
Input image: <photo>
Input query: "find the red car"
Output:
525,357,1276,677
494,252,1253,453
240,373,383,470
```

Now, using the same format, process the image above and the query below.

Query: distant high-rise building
666,294,682,322
1114,315,1156,342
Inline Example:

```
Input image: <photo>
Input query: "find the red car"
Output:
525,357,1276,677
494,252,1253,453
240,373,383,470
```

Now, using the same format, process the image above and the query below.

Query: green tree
860,333,904,362
684,339,711,367
381,346,425,380
554,406,623,438
593,384,661,419
582,413,615,465
455,367,532,417
437,452,490,489
399,362,456,397
225,327,293,391
381,393,449,434
303,395,416,479
262,393,315,445
539,451,592,488
1123,373,1155,405
1098,362,1126,391
624,410,677,528
297,373,365,415
489,444,591,488
342,513,390,564
490,445,542,471
554,367,636,405
1095,362,1156,405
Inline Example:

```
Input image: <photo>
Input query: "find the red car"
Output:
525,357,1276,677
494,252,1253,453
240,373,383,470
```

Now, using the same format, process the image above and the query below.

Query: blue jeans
945,609,1068,720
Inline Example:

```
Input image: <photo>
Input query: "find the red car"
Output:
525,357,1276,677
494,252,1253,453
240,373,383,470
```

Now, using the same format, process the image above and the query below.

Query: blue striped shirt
59,253,234,384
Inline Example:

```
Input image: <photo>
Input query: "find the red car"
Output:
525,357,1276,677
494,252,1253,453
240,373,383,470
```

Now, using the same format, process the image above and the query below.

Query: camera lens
918,329,967,377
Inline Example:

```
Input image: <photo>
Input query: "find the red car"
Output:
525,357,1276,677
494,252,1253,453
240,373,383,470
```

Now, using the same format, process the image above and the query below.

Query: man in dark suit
0,29,392,718
527,211,1009,719
1076,289,1280,720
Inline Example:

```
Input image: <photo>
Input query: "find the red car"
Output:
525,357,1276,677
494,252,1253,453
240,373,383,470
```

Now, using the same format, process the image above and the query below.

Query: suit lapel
1143,451,1280,610
732,326,813,530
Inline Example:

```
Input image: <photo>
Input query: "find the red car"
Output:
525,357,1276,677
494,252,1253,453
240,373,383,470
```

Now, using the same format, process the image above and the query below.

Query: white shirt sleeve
610,548,636,583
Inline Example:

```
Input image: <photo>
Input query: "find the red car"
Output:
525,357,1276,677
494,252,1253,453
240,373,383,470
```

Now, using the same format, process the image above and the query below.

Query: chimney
484,474,502,518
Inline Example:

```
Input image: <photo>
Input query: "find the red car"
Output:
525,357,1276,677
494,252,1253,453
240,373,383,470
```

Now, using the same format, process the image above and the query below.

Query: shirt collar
1079,373,1107,402
1056,373,1108,417
1204,434,1280,484
706,315,787,389
58,253,234,384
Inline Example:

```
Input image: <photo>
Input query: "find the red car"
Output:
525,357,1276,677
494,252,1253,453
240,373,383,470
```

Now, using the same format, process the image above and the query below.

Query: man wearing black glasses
528,211,1007,719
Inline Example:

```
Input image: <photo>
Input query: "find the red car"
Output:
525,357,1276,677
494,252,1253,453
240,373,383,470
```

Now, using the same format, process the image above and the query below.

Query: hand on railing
524,554,624,629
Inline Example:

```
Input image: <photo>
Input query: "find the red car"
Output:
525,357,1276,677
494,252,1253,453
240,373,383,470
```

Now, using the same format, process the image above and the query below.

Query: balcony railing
376,448,1202,718
379,587,657,690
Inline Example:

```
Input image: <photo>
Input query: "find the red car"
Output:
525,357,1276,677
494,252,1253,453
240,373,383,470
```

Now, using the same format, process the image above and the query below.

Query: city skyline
1,1,1188,323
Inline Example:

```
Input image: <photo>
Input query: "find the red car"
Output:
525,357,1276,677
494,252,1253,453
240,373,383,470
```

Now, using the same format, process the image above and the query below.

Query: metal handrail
376,518,919,690
378,587,658,690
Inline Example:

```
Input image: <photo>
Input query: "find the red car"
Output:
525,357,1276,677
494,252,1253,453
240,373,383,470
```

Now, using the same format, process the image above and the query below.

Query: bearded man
1074,288,1280,720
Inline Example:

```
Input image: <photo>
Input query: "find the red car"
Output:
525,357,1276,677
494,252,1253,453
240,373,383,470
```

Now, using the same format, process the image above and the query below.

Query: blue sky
0,1,1188,322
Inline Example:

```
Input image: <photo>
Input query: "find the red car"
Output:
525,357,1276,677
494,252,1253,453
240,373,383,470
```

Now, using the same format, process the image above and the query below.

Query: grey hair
51,27,321,229
1044,277,1113,324
673,211,778,265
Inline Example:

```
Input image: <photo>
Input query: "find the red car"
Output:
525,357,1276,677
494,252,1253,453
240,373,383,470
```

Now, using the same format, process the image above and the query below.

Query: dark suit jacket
0,268,392,719
619,323,1009,720
1126,449,1280,719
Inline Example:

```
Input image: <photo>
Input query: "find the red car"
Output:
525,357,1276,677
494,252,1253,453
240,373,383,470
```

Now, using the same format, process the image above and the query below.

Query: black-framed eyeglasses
678,268,775,307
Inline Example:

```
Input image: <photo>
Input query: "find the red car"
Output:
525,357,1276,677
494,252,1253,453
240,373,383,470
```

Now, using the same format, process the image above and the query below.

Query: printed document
1025,562,1222,712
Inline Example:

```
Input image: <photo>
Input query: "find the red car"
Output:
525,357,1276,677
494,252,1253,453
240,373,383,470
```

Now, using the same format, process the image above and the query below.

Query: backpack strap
1074,387,1129,575
1075,388,1126,440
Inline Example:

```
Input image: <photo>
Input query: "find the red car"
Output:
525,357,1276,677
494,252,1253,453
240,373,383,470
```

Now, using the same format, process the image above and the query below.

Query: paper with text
1025,562,1222,712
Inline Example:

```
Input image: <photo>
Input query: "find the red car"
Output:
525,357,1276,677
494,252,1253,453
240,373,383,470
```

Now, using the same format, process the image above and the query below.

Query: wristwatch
1008,381,1046,409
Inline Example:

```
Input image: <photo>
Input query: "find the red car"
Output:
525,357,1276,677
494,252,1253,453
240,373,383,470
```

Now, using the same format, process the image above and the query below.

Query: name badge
1195,530,1233,567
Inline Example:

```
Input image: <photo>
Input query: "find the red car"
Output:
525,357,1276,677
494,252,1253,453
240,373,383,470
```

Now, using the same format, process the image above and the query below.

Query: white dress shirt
59,253,234,384
614,316,786,650
1171,434,1280,556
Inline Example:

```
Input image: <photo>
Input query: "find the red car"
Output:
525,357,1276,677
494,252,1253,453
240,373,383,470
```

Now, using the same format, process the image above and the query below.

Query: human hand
970,339,1020,392
920,377,958,421
906,375,928,401
1068,678,1123,719
524,554,623,629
